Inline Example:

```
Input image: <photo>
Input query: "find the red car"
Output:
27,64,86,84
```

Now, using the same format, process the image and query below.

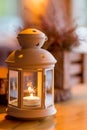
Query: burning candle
23,83,40,106
23,94,40,106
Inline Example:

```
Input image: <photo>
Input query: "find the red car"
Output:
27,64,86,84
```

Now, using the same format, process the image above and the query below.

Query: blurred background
0,0,87,67
0,0,22,68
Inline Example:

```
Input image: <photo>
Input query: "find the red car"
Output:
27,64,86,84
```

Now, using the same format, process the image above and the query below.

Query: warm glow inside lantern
6,28,57,119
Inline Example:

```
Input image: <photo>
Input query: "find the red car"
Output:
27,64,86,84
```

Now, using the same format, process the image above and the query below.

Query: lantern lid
6,48,57,68
6,28,57,68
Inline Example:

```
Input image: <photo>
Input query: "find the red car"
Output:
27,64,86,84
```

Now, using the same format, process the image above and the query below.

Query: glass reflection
9,70,18,106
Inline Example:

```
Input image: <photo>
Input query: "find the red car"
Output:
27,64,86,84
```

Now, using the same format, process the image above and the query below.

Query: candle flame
30,93,34,98
27,82,35,98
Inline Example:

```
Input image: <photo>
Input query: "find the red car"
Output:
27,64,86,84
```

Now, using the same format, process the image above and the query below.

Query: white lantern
6,28,57,119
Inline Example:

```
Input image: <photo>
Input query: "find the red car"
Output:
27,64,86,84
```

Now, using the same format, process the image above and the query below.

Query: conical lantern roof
6,28,57,68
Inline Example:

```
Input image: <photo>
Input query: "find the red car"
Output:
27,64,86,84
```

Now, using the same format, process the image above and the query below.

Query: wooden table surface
0,84,87,130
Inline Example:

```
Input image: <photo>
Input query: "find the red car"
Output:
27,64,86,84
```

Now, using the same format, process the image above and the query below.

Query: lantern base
7,105,56,119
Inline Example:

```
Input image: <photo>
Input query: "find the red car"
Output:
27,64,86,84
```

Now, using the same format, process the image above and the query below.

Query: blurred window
71,0,87,26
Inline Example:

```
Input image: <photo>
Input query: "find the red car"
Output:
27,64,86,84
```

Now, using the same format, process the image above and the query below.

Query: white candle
23,94,40,106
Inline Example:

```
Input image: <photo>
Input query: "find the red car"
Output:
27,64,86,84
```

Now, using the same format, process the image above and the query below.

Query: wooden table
0,84,87,130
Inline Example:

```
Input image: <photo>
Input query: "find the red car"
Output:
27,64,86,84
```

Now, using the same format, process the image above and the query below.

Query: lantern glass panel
23,71,42,108
9,70,18,106
45,69,53,107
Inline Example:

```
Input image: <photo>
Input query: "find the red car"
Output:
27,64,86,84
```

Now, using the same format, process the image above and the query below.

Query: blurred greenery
0,0,19,17
0,0,6,16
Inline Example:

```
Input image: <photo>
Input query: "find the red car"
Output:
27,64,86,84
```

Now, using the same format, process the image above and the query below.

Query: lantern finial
17,28,48,49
